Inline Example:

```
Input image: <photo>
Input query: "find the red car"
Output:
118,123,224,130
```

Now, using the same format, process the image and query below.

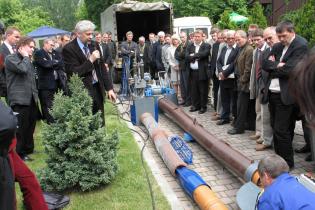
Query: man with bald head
255,26,279,151
228,30,254,135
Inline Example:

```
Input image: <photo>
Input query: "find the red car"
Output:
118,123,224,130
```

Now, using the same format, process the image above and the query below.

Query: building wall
260,0,307,25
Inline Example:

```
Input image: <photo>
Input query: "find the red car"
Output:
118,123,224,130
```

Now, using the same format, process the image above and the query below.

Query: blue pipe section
176,167,208,198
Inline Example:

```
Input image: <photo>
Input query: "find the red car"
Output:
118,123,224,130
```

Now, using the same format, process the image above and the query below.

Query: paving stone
117,100,315,210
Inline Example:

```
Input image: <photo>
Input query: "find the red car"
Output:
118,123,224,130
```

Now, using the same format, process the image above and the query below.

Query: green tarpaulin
229,12,248,24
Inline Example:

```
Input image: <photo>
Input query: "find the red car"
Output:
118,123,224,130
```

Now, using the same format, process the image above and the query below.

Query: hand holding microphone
89,50,100,63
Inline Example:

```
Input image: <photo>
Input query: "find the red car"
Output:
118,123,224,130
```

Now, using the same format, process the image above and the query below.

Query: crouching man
257,154,315,209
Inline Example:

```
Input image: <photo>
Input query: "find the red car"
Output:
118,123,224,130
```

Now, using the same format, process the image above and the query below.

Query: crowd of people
1,18,315,209
120,21,315,170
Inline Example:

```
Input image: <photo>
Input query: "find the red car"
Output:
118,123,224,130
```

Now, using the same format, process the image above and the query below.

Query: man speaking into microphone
63,20,116,125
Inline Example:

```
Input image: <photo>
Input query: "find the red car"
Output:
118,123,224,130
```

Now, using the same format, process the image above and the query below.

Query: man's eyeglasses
264,36,273,42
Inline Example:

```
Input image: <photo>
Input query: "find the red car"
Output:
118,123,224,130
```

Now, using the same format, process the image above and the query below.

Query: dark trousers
9,147,48,210
212,74,220,111
269,93,296,167
301,116,312,149
90,83,105,126
191,70,208,109
220,84,237,121
247,99,256,131
234,91,250,131
39,89,56,124
180,68,191,104
12,99,37,157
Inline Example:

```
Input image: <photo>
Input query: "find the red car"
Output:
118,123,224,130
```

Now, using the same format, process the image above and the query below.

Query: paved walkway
117,98,314,210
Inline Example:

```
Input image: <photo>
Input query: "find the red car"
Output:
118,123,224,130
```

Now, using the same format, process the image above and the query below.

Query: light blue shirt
76,38,89,56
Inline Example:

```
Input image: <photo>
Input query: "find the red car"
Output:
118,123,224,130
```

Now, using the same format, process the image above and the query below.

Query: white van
173,16,212,37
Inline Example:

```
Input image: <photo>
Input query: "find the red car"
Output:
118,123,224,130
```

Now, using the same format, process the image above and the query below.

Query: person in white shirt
0,27,21,102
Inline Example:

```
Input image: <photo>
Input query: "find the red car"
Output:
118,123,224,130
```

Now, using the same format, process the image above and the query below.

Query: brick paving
117,99,315,210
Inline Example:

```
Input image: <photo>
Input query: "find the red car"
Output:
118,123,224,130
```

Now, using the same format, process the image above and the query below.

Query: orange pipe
251,171,261,186
193,185,228,210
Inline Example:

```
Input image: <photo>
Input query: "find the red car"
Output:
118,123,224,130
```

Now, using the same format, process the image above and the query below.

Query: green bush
39,75,119,191
282,0,315,47
248,1,267,28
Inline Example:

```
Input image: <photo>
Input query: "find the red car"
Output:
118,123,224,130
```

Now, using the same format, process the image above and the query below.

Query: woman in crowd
166,34,181,100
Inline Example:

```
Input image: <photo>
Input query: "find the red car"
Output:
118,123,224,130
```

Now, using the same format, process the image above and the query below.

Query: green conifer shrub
39,75,119,191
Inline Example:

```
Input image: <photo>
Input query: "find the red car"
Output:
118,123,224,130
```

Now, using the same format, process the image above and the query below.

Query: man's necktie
83,45,98,84
12,45,16,53
255,50,261,80
83,46,90,58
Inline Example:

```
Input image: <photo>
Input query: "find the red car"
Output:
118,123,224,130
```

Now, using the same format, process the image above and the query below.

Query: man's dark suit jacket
152,41,165,72
100,43,112,65
62,38,113,99
0,44,11,97
209,41,220,77
185,42,211,80
217,45,239,88
262,35,308,105
175,41,189,72
33,48,64,90
5,53,38,106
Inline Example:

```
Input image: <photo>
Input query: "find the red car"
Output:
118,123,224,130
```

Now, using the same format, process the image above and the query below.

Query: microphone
88,40,101,65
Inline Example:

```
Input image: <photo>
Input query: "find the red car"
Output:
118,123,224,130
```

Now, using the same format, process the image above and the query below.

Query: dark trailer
101,0,173,42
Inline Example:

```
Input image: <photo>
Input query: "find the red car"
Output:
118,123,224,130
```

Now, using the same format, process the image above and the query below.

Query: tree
217,9,238,30
39,75,119,191
75,0,89,21
248,1,267,28
21,0,80,31
282,0,315,46
13,7,54,34
0,0,54,34
0,0,23,26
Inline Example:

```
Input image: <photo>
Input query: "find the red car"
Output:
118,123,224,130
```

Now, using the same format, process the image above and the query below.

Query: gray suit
5,53,38,157
5,53,38,106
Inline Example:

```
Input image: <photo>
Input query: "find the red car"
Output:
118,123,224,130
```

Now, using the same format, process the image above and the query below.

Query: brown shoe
249,134,260,140
211,112,217,116
211,115,220,121
255,144,271,151
256,138,263,144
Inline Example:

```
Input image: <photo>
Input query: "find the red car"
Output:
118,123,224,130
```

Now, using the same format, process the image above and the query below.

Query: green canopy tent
229,12,248,24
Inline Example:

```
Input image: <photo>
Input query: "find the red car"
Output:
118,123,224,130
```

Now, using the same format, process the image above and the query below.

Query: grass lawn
16,102,171,210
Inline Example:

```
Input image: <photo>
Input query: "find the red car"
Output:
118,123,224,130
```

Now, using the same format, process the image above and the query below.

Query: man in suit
107,31,117,61
228,30,254,135
209,28,222,114
152,31,166,78
211,30,228,121
5,36,38,161
175,31,191,106
55,34,70,54
102,32,115,82
95,31,111,72
62,20,116,125
249,28,268,141
186,30,211,114
33,38,64,124
137,36,149,77
216,30,238,125
147,33,156,79
262,20,308,168
0,27,21,102
255,27,279,151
